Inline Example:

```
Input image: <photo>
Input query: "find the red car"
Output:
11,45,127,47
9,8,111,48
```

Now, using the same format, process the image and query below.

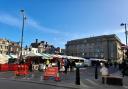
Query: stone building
30,39,46,53
30,39,56,54
8,41,20,55
0,38,20,56
65,34,123,62
0,39,9,54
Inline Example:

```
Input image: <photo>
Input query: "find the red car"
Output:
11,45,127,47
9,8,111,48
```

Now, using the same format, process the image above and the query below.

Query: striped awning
41,53,53,59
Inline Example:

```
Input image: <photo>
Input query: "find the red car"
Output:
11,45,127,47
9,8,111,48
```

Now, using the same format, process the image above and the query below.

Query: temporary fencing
9,64,18,71
0,64,9,71
0,64,19,71
0,64,30,76
14,64,29,76
44,67,61,81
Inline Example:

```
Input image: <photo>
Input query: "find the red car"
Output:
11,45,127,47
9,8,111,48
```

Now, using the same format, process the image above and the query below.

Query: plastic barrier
9,64,18,71
14,64,29,76
0,64,9,71
44,67,60,81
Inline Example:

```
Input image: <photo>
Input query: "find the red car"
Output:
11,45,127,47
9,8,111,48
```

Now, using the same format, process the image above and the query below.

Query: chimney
41,41,45,43
36,39,38,43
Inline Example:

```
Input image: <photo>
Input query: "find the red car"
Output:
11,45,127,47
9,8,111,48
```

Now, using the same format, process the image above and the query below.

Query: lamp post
120,23,128,46
120,23,128,61
20,10,26,63
120,23,128,77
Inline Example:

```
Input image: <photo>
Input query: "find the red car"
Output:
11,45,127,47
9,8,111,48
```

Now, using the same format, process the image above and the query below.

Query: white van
75,59,91,67
83,59,91,66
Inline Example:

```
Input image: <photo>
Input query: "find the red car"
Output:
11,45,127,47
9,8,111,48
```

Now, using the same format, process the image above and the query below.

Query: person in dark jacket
57,59,60,71
64,59,68,74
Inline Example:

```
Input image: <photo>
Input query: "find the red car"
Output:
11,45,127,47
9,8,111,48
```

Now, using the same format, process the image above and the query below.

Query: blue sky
0,0,128,48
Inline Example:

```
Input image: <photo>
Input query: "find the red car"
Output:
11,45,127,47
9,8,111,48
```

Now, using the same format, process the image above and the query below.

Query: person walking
70,60,76,71
95,61,99,79
121,61,127,77
39,62,44,72
57,59,60,71
64,59,68,74
100,63,109,84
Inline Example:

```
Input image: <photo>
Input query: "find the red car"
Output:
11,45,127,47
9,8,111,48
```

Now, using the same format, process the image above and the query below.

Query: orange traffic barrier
44,67,61,81
0,64,9,71
9,64,18,71
14,64,29,76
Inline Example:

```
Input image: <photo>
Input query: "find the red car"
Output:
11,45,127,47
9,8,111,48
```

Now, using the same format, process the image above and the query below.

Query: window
0,45,2,49
17,48,19,51
5,46,7,49
0,51,2,54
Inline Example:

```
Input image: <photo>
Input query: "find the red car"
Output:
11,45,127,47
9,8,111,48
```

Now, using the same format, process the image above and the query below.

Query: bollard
75,67,80,85
31,73,34,79
40,75,43,81
95,63,98,79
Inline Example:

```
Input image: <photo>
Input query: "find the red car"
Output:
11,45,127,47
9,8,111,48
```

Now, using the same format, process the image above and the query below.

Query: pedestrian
57,59,60,71
95,61,99,79
114,61,117,68
70,60,76,71
121,61,127,77
67,59,70,71
46,59,50,67
100,63,109,84
29,61,33,72
64,59,68,74
39,62,44,72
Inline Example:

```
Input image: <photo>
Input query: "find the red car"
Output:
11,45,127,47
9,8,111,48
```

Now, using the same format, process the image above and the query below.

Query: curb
0,78,83,89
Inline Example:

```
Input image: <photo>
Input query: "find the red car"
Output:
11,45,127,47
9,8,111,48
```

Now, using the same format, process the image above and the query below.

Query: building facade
0,39,9,54
0,39,20,56
30,39,56,54
8,42,20,55
65,34,123,62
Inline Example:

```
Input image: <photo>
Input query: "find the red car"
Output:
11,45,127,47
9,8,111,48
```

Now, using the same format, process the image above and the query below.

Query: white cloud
27,19,60,34
0,13,20,27
0,13,61,34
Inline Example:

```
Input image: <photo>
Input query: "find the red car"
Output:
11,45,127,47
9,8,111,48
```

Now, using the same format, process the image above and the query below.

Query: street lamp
120,23,128,46
20,10,26,63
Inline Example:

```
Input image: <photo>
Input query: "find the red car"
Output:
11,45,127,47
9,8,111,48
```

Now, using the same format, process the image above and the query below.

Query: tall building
65,34,123,62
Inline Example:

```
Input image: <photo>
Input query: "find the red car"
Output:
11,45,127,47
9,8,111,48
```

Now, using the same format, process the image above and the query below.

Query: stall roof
25,52,42,57
52,54,63,58
0,54,8,64
35,53,43,56
41,53,53,59
6,55,11,59
90,58,107,62
9,54,18,59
